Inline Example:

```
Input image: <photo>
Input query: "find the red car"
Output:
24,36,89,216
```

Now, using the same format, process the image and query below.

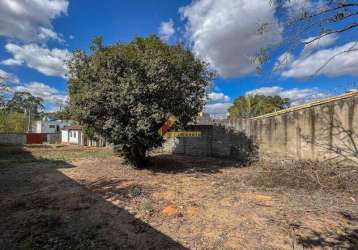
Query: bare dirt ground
0,145,357,249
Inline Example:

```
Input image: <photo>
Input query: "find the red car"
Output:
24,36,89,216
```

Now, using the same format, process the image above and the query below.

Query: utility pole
27,105,32,133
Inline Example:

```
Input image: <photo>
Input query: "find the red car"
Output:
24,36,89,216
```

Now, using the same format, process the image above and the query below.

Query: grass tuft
142,199,154,213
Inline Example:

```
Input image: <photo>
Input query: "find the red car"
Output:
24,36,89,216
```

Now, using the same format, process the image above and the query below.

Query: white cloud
246,86,283,96
274,35,339,73
204,102,231,117
159,19,175,41
1,58,23,66
1,71,67,111
246,86,328,106
0,69,19,84
0,0,68,42
9,82,67,110
208,92,230,102
301,34,338,55
3,43,71,78
281,41,358,78
180,0,282,77
38,27,64,43
284,0,312,15
273,52,294,71
284,0,327,18
205,91,231,117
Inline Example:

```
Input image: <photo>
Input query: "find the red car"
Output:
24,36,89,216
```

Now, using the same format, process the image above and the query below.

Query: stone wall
0,133,26,145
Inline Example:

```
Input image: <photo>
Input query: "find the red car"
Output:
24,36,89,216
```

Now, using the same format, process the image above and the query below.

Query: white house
61,125,83,145
35,118,71,133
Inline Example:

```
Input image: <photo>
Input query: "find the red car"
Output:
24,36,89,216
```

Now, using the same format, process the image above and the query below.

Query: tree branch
309,42,358,79
290,2,358,23
304,22,358,45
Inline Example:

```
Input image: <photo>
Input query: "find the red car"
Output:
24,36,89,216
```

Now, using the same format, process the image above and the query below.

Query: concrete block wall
0,133,26,145
164,125,257,162
228,91,358,164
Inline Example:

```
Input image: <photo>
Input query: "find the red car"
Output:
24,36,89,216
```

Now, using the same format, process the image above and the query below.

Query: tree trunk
130,145,147,168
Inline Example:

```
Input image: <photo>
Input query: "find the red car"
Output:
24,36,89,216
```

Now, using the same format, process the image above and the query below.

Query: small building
61,125,83,145
35,117,71,133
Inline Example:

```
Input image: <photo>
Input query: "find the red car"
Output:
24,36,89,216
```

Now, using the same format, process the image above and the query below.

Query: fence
0,133,26,145
0,133,61,145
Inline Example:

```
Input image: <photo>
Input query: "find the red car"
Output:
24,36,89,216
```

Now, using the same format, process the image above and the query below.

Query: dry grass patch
0,144,114,165
249,160,358,193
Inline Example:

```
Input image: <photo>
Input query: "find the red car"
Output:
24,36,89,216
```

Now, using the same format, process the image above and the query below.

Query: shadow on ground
147,153,244,174
0,145,187,249
295,212,358,249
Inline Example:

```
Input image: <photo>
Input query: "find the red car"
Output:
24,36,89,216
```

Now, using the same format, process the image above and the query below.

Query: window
73,131,76,138
69,131,72,137
49,125,55,128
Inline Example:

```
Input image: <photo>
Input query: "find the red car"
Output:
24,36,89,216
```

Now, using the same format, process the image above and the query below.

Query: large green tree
228,95,289,118
68,36,213,166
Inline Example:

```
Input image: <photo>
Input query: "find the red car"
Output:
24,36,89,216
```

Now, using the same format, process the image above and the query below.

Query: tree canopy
45,107,73,121
7,92,44,114
228,95,289,118
0,91,44,133
68,35,213,166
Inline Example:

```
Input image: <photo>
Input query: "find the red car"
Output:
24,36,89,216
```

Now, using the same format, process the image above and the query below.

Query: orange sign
165,131,201,138
158,115,177,136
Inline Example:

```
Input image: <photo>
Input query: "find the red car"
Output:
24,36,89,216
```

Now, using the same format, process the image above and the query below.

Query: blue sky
0,0,357,116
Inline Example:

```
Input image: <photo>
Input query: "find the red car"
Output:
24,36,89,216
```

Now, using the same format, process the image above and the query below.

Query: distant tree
228,95,289,118
68,35,213,166
0,75,7,109
46,106,73,121
90,36,104,52
0,112,26,133
7,92,44,113
7,92,44,132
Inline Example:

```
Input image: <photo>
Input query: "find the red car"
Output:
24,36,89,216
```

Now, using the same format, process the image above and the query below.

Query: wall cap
249,90,358,120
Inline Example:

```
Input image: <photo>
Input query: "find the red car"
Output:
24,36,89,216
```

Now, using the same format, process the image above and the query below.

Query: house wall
35,120,71,133
69,130,80,144
61,130,69,143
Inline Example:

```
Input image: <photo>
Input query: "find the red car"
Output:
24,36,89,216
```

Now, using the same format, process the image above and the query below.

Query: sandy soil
0,145,357,249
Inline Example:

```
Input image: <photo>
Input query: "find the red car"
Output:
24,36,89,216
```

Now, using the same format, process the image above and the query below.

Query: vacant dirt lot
0,145,357,249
